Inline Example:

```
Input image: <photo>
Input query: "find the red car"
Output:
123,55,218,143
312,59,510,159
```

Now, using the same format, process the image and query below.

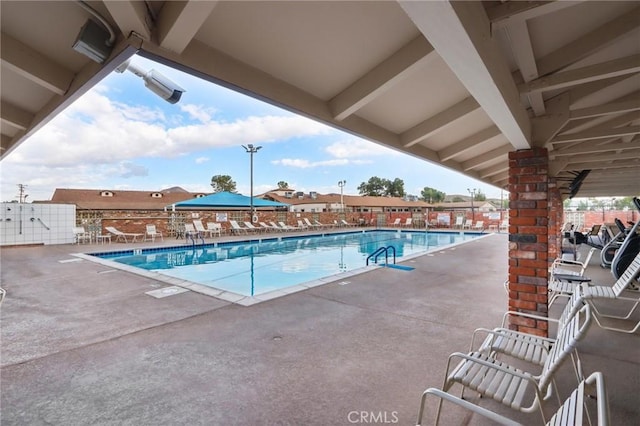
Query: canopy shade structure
171,192,289,210
1,1,639,198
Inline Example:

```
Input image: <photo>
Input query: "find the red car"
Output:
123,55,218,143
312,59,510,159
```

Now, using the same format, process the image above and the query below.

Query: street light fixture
467,188,478,221
242,144,262,223
338,180,346,211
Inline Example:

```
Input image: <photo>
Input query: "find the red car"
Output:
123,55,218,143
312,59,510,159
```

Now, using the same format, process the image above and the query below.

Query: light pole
338,180,346,211
467,188,478,221
242,144,262,222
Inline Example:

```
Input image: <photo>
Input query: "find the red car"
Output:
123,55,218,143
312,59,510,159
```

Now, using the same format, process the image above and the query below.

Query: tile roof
262,192,432,208
47,188,208,210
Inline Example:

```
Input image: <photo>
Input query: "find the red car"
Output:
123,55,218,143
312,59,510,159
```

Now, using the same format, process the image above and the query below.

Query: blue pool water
94,230,479,297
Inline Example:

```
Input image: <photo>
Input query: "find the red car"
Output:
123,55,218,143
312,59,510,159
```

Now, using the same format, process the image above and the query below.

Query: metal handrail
366,245,396,266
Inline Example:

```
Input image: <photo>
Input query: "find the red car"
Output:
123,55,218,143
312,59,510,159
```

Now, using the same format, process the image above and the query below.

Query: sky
0,55,507,203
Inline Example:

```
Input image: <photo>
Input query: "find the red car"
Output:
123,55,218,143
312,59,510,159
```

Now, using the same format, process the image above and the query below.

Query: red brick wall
507,149,549,337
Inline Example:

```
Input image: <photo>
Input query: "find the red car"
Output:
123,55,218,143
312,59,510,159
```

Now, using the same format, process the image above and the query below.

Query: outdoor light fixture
467,188,478,221
338,180,346,211
115,59,185,104
243,144,262,223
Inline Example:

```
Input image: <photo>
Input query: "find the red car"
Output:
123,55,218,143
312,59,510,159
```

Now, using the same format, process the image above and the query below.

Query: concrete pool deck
1,232,638,425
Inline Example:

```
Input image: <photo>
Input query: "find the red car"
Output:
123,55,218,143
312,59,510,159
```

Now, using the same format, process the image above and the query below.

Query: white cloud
179,104,216,123
195,157,210,164
325,138,399,158
271,158,352,168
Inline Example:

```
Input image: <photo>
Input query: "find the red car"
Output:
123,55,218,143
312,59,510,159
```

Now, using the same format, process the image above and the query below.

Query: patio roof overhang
1,1,638,198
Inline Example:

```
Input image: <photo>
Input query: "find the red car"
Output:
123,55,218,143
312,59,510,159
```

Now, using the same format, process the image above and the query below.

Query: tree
452,196,465,202
277,181,289,189
210,175,237,193
421,187,445,203
386,178,406,197
358,177,388,196
474,190,486,202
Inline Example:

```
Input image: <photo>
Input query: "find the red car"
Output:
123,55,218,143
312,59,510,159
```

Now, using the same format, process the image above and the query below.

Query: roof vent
99,191,114,197
196,194,206,198
310,191,317,199
151,192,163,198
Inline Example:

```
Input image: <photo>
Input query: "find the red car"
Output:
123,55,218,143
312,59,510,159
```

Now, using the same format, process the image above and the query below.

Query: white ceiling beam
330,36,435,121
532,92,571,147
570,98,640,120
0,33,73,96
1,134,12,152
462,145,511,171
399,0,531,149
489,171,509,185
565,151,640,164
562,159,639,171
537,7,640,77
554,111,640,144
552,125,640,144
479,162,509,179
520,55,640,95
156,1,218,54
438,125,501,161
552,138,640,157
401,96,480,147
486,1,576,30
0,101,33,131
102,1,152,41
568,74,635,105
502,21,545,115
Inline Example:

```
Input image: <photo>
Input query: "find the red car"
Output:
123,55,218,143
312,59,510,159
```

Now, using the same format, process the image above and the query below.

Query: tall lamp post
338,180,346,211
242,144,262,222
467,188,478,221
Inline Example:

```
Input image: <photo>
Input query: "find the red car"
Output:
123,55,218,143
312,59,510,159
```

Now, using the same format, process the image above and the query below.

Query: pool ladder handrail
366,245,396,266
186,231,205,247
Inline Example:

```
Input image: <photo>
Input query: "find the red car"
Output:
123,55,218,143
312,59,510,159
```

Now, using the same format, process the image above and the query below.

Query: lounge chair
417,371,609,426
303,218,321,229
499,219,508,232
243,221,261,233
453,216,464,229
340,219,354,227
433,303,592,424
206,222,222,237
462,219,472,229
278,221,298,231
259,221,280,232
470,291,586,372
402,218,412,228
548,247,597,306
391,218,401,227
576,252,640,333
297,219,308,229
229,220,249,235
72,226,92,244
184,223,200,238
105,226,143,243
145,224,163,242
193,220,210,237
472,220,484,231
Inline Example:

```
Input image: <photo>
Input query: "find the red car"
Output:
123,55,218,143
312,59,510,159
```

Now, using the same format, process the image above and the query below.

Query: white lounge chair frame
105,226,143,243
145,224,163,242
73,226,92,244
435,303,592,424
471,291,586,375
548,247,597,306
576,252,640,333
206,222,222,237
417,371,609,426
229,220,249,235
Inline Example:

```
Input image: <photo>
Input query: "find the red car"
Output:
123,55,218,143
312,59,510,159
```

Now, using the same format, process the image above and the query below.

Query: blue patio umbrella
170,191,289,210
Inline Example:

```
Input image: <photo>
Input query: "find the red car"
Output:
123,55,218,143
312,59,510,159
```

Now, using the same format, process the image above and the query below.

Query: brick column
507,148,549,337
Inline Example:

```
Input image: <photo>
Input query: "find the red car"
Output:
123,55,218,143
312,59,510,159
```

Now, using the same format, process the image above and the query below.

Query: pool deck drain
145,286,190,298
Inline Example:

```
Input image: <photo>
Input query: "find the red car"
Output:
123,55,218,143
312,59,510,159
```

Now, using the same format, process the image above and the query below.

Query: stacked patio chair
426,303,593,425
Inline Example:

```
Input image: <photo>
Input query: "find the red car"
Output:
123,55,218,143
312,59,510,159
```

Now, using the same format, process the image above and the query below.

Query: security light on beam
115,59,185,104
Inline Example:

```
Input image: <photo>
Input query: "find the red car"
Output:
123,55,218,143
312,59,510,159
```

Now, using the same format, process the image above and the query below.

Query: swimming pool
89,230,482,303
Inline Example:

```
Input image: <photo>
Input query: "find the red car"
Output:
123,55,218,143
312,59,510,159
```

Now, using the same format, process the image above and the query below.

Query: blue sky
1,55,507,203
